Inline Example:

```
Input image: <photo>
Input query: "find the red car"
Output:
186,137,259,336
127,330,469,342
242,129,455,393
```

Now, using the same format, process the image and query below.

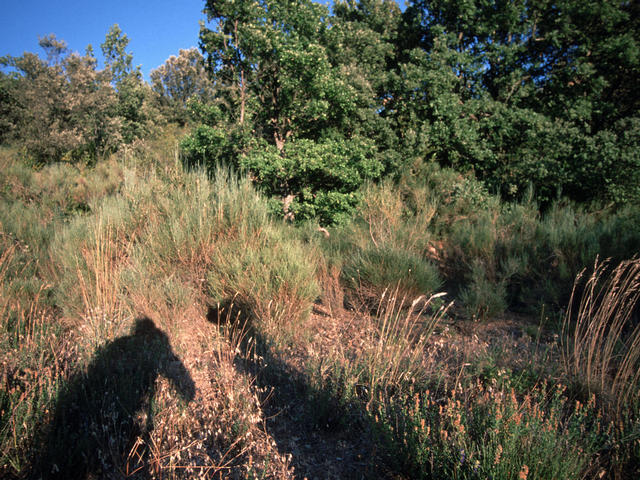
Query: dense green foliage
181,0,640,222
241,137,383,224
2,1,639,216
183,0,385,223
1,0,639,269
397,0,640,205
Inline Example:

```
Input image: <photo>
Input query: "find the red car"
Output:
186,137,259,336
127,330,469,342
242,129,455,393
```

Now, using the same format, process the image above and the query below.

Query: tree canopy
1,35,120,162
1,1,638,219
187,0,640,218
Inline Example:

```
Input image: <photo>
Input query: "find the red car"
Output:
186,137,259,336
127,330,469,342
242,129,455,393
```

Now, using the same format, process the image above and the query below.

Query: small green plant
458,259,507,320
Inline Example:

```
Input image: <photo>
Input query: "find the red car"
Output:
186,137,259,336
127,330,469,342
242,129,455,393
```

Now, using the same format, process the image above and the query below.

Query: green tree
101,25,150,142
191,0,384,224
400,0,640,205
199,0,358,149
101,24,135,87
150,48,214,124
329,0,405,171
0,69,22,144
1,35,120,162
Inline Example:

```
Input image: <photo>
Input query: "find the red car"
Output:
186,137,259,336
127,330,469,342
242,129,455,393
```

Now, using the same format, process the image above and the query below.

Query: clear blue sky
0,0,208,80
0,0,347,81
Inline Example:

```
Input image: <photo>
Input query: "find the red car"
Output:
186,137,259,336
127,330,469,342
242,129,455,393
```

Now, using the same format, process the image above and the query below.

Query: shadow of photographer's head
134,315,159,334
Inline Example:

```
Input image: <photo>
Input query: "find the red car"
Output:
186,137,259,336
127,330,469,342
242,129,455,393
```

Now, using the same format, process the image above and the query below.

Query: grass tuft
563,256,640,416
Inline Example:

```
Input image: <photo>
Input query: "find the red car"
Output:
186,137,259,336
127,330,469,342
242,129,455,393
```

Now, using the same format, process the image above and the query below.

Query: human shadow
35,317,195,480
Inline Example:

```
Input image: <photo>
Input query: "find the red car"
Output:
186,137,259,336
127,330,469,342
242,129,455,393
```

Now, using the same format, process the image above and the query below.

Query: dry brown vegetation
0,140,639,479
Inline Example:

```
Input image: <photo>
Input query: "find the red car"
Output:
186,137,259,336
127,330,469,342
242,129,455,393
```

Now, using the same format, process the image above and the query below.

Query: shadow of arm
164,355,196,402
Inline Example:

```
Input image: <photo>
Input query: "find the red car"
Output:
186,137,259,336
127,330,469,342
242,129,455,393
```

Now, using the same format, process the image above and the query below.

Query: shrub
598,206,640,264
240,137,383,225
180,124,232,168
207,225,320,328
343,245,442,302
373,382,603,480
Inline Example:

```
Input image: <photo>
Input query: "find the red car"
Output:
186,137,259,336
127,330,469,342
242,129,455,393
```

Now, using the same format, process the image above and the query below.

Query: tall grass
562,257,640,415
75,217,130,346
364,290,450,400
207,225,320,330
290,287,452,438
0,244,65,476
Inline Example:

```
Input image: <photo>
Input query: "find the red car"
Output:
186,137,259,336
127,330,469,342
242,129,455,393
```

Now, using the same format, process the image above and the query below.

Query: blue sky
0,0,207,79
0,0,345,81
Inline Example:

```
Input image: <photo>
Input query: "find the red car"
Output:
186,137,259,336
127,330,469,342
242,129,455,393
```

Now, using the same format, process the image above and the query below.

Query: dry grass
76,216,131,347
364,289,451,402
124,306,292,479
563,256,640,416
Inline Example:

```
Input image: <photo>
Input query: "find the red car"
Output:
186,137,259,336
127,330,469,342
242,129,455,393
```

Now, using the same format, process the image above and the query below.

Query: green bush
343,246,442,301
180,124,232,168
240,137,383,225
207,225,320,327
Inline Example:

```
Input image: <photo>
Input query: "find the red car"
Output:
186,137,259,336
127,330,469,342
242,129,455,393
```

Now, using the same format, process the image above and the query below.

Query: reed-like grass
364,289,451,401
562,257,640,416
75,217,130,346
344,246,443,302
